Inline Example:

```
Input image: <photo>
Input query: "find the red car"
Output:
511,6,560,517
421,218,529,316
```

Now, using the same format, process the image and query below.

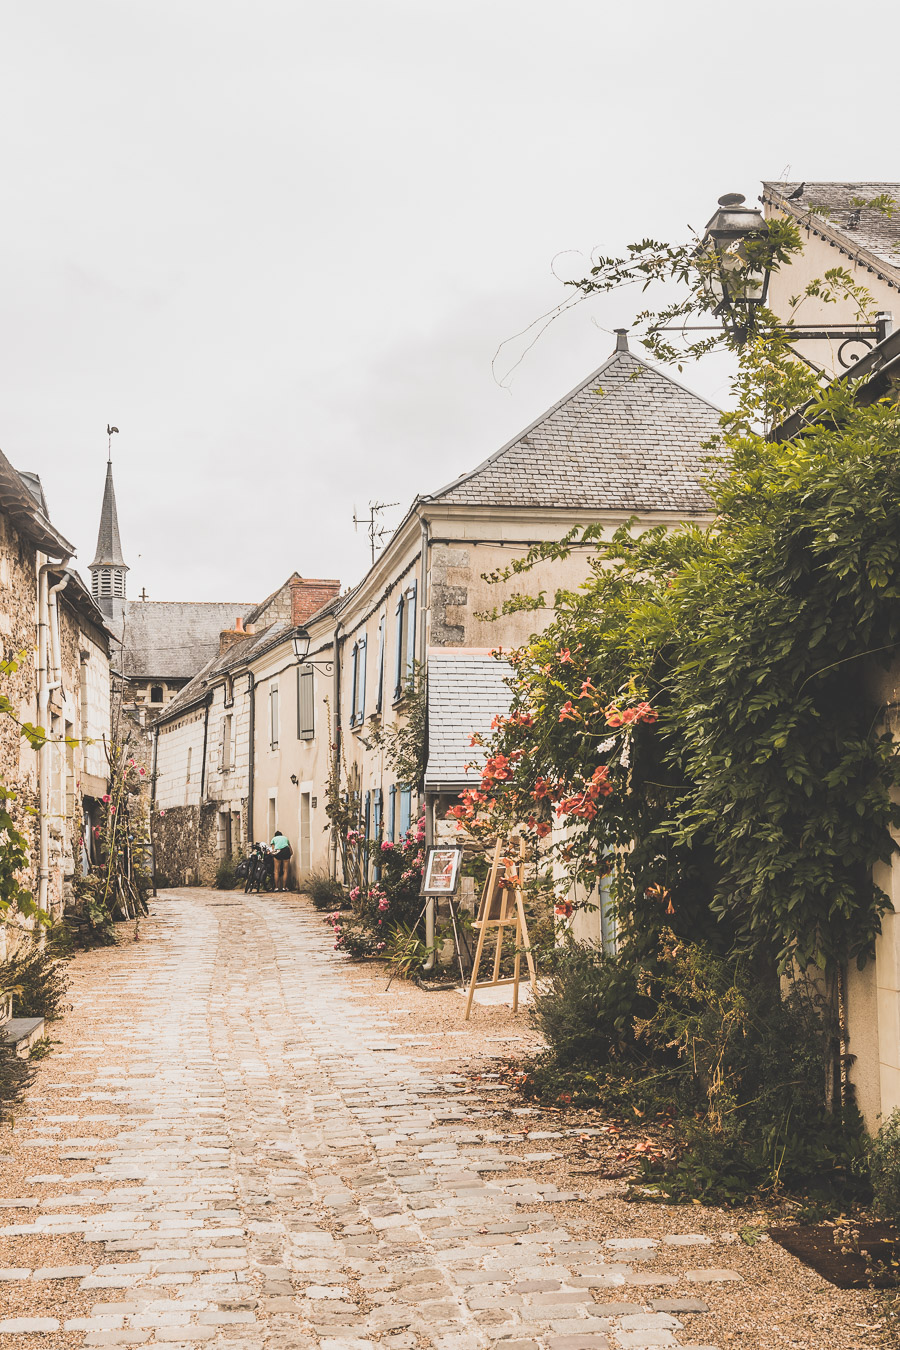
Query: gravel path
0,888,895,1349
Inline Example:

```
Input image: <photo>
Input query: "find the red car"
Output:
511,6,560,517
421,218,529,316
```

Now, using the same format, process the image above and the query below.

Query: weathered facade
152,576,340,885
0,449,113,941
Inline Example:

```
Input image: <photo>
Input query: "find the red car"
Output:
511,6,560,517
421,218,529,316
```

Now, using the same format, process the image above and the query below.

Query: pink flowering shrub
344,807,427,949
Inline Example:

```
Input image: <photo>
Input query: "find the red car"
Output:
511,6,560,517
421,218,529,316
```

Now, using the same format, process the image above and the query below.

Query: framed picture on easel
420,844,464,896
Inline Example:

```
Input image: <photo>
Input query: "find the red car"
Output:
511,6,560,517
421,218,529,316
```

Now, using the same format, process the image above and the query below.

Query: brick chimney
219,616,251,656
290,577,341,627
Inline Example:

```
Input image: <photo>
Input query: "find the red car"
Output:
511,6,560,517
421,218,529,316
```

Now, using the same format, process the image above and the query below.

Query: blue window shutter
357,636,367,722
349,643,359,727
372,789,383,880
405,581,417,684
393,593,405,701
388,785,396,841
399,787,412,837
375,615,385,713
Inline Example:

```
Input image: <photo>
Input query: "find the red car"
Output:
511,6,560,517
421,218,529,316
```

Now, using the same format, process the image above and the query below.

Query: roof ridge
424,346,722,506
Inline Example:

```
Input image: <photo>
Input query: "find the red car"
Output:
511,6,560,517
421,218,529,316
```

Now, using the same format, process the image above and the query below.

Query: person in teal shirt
271,829,292,890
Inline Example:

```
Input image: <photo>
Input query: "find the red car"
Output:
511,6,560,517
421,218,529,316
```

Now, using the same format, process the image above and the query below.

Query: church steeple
90,457,128,612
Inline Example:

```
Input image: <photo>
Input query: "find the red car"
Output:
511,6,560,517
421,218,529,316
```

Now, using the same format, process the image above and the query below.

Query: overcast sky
1,1,895,602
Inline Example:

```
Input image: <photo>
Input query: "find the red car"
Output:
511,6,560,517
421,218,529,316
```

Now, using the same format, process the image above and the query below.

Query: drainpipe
246,672,256,844
331,620,343,881
418,516,437,968
37,567,70,915
150,725,159,895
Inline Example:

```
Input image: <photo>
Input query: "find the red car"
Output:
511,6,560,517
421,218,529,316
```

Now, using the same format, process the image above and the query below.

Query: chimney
615,328,629,352
290,577,341,627
219,627,251,656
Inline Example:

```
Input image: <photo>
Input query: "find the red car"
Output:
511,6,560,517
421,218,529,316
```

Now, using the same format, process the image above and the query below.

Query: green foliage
0,938,70,1022
303,870,348,910
527,937,866,1203
368,662,428,789
469,377,900,973
531,942,645,1066
71,873,117,945
0,1045,35,1122
868,1110,900,1224
214,856,238,890
328,911,384,959
384,922,440,979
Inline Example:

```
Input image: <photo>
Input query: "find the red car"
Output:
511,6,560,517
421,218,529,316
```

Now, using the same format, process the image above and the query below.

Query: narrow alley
0,893,886,1350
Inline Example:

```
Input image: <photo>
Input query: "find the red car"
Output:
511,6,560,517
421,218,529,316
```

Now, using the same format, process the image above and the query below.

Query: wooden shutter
375,615,385,713
349,643,359,726
393,593,405,701
405,581,417,684
296,665,314,740
388,784,396,841
356,636,367,722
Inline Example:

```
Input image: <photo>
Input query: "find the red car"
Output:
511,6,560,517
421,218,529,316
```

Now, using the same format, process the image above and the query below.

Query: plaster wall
847,658,900,1130
154,707,207,810
764,207,900,379
249,635,334,883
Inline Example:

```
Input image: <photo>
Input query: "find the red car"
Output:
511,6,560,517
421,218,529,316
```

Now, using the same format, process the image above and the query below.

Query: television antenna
353,500,399,565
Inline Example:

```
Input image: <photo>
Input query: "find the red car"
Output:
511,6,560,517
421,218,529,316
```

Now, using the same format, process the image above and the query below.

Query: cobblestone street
0,891,890,1350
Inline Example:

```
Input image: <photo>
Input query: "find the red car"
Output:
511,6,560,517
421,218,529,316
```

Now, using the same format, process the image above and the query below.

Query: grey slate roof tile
425,651,514,791
426,347,722,513
762,182,900,284
115,601,253,681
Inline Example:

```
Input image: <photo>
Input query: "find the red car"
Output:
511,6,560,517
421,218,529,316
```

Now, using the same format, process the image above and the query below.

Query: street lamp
696,192,893,365
697,193,770,343
291,631,334,675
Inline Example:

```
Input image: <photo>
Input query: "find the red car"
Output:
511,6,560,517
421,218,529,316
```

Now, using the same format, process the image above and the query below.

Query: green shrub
214,856,239,890
526,934,866,1204
0,1046,35,1122
869,1110,900,1224
329,911,384,958
0,938,70,1022
304,870,347,910
530,942,647,1066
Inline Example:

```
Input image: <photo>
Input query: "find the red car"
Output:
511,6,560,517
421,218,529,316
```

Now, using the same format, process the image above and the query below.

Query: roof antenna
614,328,629,352
106,424,119,461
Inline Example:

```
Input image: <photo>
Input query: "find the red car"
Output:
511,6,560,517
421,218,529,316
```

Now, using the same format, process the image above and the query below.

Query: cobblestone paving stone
0,891,833,1349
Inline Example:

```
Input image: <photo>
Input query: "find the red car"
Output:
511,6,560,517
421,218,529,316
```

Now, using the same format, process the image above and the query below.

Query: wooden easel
463,837,537,1020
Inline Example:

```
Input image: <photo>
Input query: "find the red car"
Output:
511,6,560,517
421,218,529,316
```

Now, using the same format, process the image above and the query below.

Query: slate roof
91,461,127,568
424,649,514,792
114,601,254,681
425,341,722,513
762,182,900,288
0,448,74,557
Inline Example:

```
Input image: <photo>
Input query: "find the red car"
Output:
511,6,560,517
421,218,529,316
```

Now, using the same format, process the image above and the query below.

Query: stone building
151,334,720,905
151,575,340,885
0,447,112,932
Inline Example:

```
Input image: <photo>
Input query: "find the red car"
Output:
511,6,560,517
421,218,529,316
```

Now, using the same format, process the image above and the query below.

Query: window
393,580,417,701
375,615,385,713
224,675,234,707
399,786,412,838
388,785,396,842
150,684,164,703
297,665,314,740
350,636,367,727
269,682,280,750
222,714,234,771
267,793,277,841
185,746,193,805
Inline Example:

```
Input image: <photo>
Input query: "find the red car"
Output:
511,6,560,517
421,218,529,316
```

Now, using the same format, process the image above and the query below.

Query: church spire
90,454,128,611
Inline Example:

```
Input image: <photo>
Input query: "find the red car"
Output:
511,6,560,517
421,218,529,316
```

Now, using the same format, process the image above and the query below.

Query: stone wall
0,512,40,887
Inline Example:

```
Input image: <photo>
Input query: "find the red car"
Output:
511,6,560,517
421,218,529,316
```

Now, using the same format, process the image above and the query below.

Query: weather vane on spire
106,424,119,461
